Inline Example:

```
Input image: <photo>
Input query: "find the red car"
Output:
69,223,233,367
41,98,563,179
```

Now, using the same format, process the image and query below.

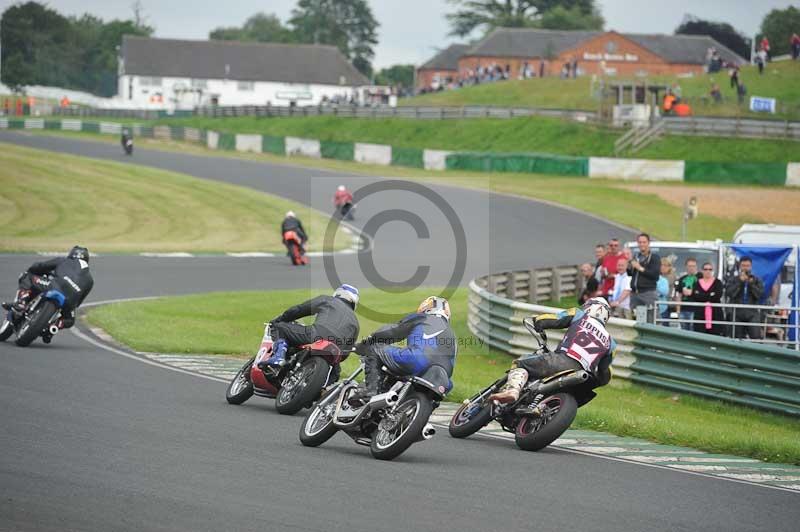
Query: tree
209,13,293,43
759,6,800,57
374,64,414,89
537,6,603,31
446,0,600,37
676,15,751,60
289,0,379,77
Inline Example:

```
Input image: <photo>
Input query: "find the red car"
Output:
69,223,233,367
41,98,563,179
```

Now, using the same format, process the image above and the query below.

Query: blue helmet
333,284,359,309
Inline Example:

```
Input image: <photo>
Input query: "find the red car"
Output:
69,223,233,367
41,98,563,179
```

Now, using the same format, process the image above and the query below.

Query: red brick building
417,28,746,89
415,44,469,91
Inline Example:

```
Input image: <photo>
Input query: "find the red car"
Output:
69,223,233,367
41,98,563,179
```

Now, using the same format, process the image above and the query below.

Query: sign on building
749,96,776,114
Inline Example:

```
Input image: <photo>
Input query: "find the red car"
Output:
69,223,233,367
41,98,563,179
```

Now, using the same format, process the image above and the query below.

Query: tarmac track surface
0,132,797,531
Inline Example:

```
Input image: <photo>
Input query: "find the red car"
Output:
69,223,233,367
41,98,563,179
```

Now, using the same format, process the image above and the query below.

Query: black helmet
68,246,90,262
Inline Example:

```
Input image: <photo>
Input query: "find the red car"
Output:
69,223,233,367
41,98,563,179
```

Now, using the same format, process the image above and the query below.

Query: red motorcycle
283,230,308,266
225,323,348,415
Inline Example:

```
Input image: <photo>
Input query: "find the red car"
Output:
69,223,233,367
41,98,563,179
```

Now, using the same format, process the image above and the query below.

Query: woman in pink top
690,262,724,335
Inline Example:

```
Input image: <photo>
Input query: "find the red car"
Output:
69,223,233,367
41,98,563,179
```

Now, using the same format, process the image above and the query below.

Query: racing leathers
491,307,615,403
281,216,308,245
333,188,353,207
259,295,360,372
358,312,457,397
12,256,94,329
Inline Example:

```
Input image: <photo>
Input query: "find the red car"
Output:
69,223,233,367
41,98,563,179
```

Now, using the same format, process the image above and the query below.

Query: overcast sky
2,1,796,68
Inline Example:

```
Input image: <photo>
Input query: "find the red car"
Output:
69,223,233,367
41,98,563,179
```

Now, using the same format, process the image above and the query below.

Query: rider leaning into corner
258,284,361,377
2,246,94,332
489,297,615,404
281,210,307,243
333,185,353,207
353,296,457,402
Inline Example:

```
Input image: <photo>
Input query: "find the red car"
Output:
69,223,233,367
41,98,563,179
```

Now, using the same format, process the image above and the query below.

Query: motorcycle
283,230,308,266
225,323,347,415
122,135,133,156
299,351,447,461
448,318,599,451
0,275,65,347
336,201,356,221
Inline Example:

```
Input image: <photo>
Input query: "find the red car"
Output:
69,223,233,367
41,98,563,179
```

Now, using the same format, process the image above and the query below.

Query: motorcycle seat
410,365,452,398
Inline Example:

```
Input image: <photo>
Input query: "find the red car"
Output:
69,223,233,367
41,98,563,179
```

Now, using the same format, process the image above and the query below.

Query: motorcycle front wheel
514,393,577,451
226,357,255,405
299,387,342,447
275,357,329,415
370,391,433,461
448,394,493,439
0,313,14,342
15,301,57,347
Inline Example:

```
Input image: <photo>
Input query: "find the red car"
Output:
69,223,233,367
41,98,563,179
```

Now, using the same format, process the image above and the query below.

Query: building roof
463,28,747,65
120,36,369,86
419,44,470,71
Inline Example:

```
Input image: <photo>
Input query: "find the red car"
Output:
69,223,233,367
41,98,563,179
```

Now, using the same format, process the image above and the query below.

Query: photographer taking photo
725,256,765,340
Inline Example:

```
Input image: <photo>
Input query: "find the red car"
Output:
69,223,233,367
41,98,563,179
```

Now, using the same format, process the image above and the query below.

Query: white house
117,36,370,109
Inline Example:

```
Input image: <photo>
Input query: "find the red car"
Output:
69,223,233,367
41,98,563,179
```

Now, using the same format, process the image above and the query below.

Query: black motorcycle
299,352,446,460
121,135,133,156
448,318,599,451
0,275,64,347
336,202,355,220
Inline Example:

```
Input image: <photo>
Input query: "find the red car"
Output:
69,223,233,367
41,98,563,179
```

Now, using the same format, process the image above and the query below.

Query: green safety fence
632,323,800,416
218,132,236,151
684,161,788,186
81,122,100,133
262,135,285,155
391,146,424,168
8,119,24,129
320,140,355,161
446,152,589,177
44,120,61,130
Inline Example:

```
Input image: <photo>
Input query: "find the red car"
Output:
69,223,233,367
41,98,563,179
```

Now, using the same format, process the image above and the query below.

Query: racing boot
488,368,529,404
349,352,381,406
258,338,288,372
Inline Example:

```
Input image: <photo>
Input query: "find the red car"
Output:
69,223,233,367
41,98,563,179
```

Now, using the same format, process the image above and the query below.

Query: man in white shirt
609,258,632,319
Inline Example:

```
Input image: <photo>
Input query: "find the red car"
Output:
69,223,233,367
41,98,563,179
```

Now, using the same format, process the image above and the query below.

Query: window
139,77,162,87
237,81,255,91
191,79,208,89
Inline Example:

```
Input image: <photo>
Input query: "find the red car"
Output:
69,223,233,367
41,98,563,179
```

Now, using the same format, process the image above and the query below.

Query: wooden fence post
551,267,562,302
528,269,539,304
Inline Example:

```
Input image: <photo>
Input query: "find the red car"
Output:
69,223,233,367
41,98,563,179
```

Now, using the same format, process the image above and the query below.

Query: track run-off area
1,131,798,532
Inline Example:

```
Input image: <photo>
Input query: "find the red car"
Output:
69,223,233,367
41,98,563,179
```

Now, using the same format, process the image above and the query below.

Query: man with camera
725,256,765,340
626,233,661,319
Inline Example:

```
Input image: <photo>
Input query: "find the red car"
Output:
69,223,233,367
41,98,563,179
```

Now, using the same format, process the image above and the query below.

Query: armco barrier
446,152,589,177
423,149,452,171
235,133,262,153
320,140,355,161
218,132,235,151
632,324,800,416
788,163,800,187
354,142,392,166
206,130,219,150
589,157,684,181
391,146,424,168
285,136,321,158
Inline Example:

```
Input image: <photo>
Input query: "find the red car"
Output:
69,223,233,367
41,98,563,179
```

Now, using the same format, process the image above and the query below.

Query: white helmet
582,297,610,325
285,210,295,218
418,296,451,321
337,185,346,192
333,284,359,309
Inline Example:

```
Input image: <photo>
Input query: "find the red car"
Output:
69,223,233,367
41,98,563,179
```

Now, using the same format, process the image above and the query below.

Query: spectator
691,262,724,335
609,258,632,319
670,82,682,101
601,238,624,297
760,36,771,61
725,256,765,340
737,82,747,105
627,233,661,319
756,47,767,75
539,60,545,78
657,258,675,323
578,263,600,305
571,57,578,78
729,65,739,89
710,82,722,103
674,258,699,331
792,33,800,60
593,244,606,285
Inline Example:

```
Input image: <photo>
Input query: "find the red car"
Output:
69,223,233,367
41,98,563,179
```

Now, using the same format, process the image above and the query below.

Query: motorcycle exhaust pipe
421,423,436,440
536,371,590,396
367,390,400,410
48,325,59,336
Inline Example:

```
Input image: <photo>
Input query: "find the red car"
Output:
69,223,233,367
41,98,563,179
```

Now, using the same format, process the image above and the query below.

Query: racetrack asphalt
0,132,797,532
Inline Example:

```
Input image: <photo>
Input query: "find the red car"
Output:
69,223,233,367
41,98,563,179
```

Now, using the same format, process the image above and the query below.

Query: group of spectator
579,237,767,340
420,58,575,94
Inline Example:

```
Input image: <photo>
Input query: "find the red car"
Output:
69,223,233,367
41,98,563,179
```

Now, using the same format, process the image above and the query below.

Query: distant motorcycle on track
121,133,133,156
225,323,348,415
283,230,308,266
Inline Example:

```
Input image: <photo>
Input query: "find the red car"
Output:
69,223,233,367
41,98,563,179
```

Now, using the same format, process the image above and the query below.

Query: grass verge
86,288,800,464
23,129,756,241
0,142,349,253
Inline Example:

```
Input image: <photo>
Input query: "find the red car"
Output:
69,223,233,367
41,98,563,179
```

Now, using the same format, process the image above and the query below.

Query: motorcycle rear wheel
226,357,255,405
0,315,14,342
15,301,57,347
514,393,577,452
370,391,433,461
299,387,341,447
275,357,329,415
